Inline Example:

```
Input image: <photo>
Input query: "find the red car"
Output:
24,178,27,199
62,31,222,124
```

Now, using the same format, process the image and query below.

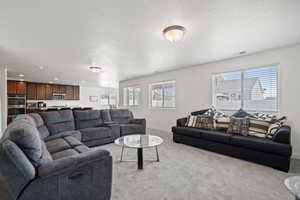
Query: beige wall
120,44,300,158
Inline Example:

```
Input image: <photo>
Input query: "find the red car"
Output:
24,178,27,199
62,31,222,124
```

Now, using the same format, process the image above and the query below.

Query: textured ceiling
1,0,300,87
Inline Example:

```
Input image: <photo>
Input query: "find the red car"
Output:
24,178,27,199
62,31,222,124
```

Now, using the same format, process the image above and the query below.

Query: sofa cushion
3,120,51,166
200,129,232,144
46,138,71,154
231,135,292,156
74,145,90,153
39,110,75,135
79,127,111,142
51,149,79,160
29,113,50,139
44,130,82,142
120,124,144,135
73,110,103,129
110,109,133,124
64,136,83,147
172,127,203,139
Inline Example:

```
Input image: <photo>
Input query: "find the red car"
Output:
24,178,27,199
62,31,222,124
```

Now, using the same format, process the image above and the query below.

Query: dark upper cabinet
65,86,74,100
45,84,53,100
52,85,60,94
26,83,37,100
7,80,26,95
73,86,80,100
7,80,16,95
59,85,66,94
16,81,27,95
36,84,46,100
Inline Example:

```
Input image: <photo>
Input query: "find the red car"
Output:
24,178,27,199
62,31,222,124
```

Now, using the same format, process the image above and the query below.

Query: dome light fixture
163,25,186,42
89,64,102,73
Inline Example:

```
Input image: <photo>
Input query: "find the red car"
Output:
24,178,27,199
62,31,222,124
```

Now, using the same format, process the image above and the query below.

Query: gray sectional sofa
0,109,145,200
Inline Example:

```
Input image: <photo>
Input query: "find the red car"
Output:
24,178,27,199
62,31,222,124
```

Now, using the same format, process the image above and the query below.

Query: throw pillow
203,106,217,117
253,112,277,123
231,109,255,118
248,118,271,136
227,117,250,136
191,109,209,116
194,115,214,130
266,116,287,138
215,116,230,131
186,115,197,127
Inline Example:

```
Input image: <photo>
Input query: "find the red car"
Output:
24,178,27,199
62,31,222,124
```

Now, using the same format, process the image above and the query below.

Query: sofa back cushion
39,110,75,135
28,113,50,139
110,109,133,124
2,119,52,167
73,110,103,129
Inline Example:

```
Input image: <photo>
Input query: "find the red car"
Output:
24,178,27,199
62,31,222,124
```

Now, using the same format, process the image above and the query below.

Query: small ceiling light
18,74,24,77
54,77,59,81
49,81,53,84
89,64,102,73
163,25,186,42
39,66,44,70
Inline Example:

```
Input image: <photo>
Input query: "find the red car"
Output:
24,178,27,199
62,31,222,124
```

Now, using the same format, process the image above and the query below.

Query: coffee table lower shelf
119,146,160,170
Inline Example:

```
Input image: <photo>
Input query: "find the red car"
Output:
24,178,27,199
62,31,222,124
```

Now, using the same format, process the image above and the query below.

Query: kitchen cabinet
65,86,74,100
16,81,27,95
59,85,66,94
45,84,53,100
36,84,46,100
7,80,27,95
73,86,80,100
7,80,16,95
8,81,80,100
52,85,60,94
26,83,37,100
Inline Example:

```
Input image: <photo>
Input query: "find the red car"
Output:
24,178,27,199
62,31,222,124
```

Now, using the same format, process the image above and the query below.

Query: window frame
149,80,176,109
212,64,280,113
100,88,118,106
123,86,141,107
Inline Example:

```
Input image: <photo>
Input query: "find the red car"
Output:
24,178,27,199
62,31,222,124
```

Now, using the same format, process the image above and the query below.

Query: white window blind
150,81,176,108
213,66,279,112
123,87,140,106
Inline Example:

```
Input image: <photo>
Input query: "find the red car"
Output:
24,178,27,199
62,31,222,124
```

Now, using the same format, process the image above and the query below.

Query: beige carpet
99,129,294,200
0,129,295,200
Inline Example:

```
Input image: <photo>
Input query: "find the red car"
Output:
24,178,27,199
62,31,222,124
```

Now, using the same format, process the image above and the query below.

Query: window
100,88,118,106
213,65,279,112
150,80,176,108
123,87,141,106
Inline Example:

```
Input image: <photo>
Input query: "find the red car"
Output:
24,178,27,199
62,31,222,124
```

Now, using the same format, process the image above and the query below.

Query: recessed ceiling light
54,77,59,81
89,64,102,73
39,66,44,70
18,74,24,77
163,25,186,42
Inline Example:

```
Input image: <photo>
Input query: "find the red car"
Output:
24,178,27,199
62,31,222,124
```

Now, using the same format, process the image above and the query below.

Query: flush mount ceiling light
89,64,102,73
163,25,186,42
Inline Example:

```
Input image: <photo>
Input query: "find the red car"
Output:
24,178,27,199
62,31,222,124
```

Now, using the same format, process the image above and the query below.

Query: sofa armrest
38,149,111,179
130,118,145,125
272,125,291,144
105,123,120,139
103,121,117,125
177,117,188,127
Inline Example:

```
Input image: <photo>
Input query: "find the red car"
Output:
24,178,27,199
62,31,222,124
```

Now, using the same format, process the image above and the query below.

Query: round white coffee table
114,134,163,170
